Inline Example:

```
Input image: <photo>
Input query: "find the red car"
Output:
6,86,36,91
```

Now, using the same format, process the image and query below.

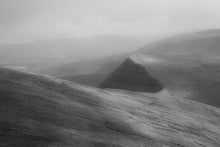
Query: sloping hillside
98,58,163,93
0,67,220,147
138,29,220,56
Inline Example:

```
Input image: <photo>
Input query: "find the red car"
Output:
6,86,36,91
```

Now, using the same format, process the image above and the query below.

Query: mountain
0,35,146,72
0,67,220,147
98,58,163,93
17,29,220,107
99,29,220,107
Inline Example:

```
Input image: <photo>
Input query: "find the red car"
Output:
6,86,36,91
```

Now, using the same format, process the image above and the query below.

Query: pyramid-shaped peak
98,58,163,93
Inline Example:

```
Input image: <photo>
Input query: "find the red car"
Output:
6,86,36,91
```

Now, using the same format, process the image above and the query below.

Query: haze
1,0,220,43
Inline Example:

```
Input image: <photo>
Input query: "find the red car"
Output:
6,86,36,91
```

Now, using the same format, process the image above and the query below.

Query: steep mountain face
98,58,163,93
0,67,220,147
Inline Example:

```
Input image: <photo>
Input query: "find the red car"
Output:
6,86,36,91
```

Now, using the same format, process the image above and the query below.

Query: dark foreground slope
98,59,163,93
0,68,220,147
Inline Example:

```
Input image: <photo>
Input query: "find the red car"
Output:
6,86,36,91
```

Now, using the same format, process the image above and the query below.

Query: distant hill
0,67,219,147
138,29,220,56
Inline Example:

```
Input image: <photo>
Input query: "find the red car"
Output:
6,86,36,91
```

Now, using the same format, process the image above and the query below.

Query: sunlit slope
0,68,220,147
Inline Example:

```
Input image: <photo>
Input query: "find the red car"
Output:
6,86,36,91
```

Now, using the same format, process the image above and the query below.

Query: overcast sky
1,0,220,43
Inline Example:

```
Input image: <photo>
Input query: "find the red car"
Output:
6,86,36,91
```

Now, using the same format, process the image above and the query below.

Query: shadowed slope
98,58,163,93
0,68,220,147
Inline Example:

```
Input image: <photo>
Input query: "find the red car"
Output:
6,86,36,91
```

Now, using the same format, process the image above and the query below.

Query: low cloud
1,0,220,43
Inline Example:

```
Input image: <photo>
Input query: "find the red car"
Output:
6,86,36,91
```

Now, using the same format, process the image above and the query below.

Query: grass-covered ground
0,67,219,147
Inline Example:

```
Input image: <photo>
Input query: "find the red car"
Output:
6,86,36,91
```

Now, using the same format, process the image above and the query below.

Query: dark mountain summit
98,58,163,93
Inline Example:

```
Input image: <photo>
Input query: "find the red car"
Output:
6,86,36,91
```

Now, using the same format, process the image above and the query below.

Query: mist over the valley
2,0,220,70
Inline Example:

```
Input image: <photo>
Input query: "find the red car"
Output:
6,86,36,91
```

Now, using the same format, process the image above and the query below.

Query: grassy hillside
0,67,220,147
